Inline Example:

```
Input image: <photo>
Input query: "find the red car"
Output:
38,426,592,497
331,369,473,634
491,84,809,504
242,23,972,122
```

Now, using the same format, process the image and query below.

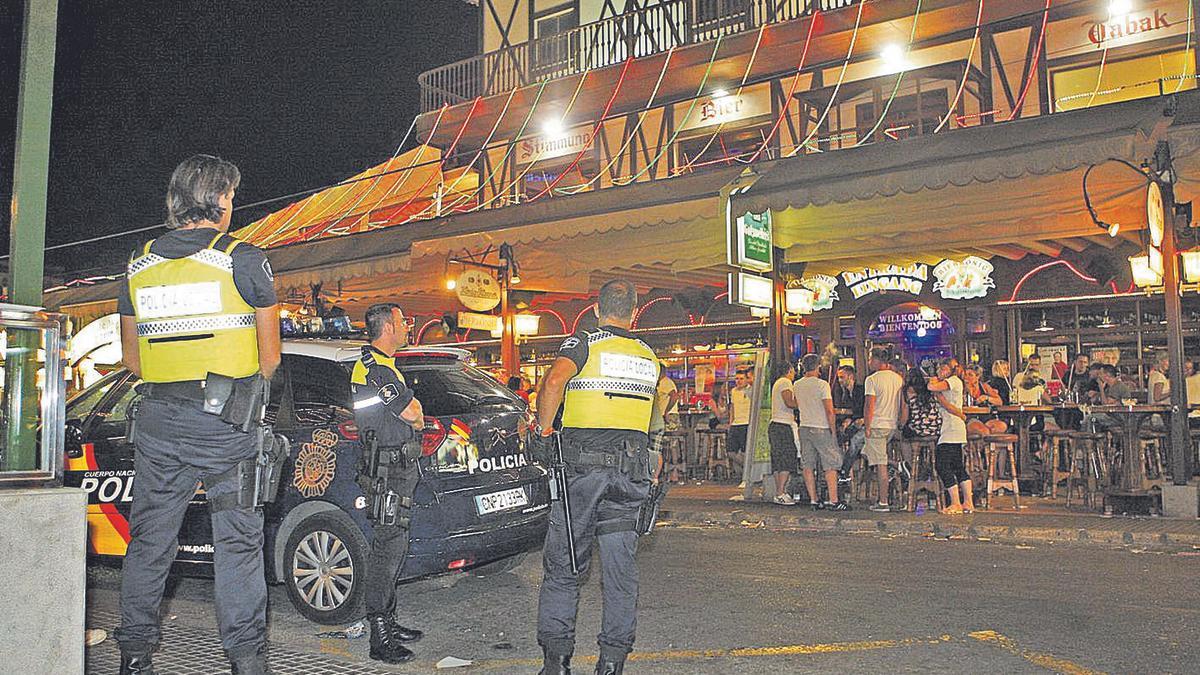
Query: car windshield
66,371,126,424
403,363,521,417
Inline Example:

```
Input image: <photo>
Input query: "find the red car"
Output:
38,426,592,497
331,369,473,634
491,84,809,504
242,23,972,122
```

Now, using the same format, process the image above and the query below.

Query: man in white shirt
723,368,753,482
863,347,904,512
793,353,847,510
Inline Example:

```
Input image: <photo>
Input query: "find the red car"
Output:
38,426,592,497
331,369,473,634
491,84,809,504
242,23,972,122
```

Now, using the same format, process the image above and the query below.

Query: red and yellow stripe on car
66,443,131,556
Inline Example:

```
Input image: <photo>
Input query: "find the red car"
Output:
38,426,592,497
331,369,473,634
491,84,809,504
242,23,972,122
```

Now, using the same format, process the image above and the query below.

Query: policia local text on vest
114,155,282,675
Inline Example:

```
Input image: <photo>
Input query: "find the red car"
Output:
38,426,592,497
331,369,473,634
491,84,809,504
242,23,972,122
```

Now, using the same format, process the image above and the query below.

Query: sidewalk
660,482,1200,550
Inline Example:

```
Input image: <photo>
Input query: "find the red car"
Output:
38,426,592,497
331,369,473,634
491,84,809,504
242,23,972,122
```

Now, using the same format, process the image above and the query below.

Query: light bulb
445,278,457,291
1107,222,1121,238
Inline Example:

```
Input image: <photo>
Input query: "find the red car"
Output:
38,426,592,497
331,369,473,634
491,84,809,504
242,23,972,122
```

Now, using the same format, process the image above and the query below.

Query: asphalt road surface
86,526,1199,673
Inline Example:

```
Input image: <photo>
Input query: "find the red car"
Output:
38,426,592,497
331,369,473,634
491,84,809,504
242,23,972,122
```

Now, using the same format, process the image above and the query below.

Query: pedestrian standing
534,280,659,675
115,155,281,674
350,304,427,664
724,367,753,483
862,347,904,512
768,361,798,505
929,359,975,514
793,353,847,510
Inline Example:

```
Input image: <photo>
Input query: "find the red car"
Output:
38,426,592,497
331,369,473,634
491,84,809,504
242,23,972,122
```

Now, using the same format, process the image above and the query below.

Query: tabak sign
842,263,928,299
1049,0,1189,58
726,208,773,272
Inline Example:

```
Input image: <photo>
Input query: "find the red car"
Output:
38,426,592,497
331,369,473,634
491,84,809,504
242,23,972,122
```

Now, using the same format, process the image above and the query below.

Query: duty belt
574,450,640,474
137,380,205,401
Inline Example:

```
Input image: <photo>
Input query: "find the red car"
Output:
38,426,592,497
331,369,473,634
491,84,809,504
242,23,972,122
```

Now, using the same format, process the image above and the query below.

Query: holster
571,440,650,480
635,480,669,536
208,425,289,512
204,373,268,432
362,440,418,527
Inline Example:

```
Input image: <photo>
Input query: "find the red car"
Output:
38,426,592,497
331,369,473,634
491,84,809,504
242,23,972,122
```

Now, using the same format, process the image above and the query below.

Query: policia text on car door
350,303,427,664
534,279,665,675
114,155,284,675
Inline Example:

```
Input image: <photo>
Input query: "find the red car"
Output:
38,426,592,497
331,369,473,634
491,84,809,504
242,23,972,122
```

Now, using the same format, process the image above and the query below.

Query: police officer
350,303,426,664
114,155,281,675
535,279,659,675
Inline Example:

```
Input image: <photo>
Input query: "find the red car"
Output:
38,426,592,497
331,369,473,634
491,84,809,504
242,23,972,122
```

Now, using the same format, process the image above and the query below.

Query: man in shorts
792,354,847,511
863,347,904,512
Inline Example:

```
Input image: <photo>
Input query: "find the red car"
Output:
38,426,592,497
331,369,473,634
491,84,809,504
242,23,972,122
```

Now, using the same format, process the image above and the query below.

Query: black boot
229,646,269,675
118,651,155,675
368,614,415,664
538,647,572,675
386,615,424,643
594,647,626,675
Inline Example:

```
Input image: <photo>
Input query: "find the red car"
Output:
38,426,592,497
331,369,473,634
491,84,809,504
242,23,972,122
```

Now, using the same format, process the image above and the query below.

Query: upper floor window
534,6,580,74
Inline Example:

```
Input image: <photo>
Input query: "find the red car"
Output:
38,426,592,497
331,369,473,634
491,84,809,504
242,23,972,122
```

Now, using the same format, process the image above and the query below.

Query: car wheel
283,511,368,625
470,552,527,577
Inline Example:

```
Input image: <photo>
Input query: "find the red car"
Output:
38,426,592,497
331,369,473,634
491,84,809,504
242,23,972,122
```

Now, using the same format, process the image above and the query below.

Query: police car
64,340,550,624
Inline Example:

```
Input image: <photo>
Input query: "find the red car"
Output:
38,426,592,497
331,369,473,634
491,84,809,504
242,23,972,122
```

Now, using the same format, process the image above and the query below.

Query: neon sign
842,264,928,299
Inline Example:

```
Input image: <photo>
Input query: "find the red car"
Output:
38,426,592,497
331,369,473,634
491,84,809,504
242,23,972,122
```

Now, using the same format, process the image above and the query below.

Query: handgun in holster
204,372,288,510
633,446,666,535
361,431,415,528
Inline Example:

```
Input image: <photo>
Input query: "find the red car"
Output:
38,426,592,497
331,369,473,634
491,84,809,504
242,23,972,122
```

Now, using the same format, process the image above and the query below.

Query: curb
658,506,1200,551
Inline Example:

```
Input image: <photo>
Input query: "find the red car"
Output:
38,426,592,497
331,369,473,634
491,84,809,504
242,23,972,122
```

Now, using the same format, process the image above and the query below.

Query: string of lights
466,69,591,211
744,8,820,164
527,56,635,201
678,23,768,172
855,0,924,146
555,47,678,196
614,33,726,186
785,0,867,157
933,0,985,134
1005,0,1052,122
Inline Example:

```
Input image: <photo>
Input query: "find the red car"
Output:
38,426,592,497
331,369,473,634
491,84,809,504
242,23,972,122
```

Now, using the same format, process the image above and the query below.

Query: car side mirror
65,420,85,459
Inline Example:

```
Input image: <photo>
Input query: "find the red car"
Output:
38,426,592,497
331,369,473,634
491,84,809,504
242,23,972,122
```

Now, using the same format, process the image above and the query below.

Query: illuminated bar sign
516,125,593,165
800,274,840,311
842,263,928,299
726,208,773,272
1047,0,1189,58
932,256,995,299
728,272,773,309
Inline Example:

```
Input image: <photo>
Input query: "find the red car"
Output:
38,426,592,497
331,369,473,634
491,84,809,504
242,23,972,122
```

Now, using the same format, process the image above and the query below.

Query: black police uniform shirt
557,325,659,450
117,227,278,316
351,346,417,448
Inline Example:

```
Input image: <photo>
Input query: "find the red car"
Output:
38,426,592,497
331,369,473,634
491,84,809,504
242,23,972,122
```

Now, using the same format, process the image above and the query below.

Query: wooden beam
1021,240,1064,257
1085,235,1121,249
974,245,1027,261
1052,238,1088,252
1119,230,1146,246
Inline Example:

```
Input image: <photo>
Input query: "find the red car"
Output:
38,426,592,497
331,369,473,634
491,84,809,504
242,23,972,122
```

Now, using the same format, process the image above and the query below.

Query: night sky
0,0,477,279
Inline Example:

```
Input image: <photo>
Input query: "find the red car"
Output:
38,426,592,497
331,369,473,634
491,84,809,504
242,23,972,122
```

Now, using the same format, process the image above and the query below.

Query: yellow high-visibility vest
127,232,259,383
562,329,658,433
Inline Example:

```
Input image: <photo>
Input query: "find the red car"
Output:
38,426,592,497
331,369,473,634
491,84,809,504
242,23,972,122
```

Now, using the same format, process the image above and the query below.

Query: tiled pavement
85,610,393,675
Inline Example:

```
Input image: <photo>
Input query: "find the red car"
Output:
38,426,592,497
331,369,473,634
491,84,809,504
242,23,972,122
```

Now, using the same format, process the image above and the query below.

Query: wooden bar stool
698,430,730,481
965,432,988,486
984,433,1020,509
903,436,942,513
1068,431,1106,508
661,431,687,482
1043,429,1076,499
1139,430,1168,489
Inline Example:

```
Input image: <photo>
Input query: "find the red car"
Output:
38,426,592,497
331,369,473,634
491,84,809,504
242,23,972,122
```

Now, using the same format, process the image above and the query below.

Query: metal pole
1158,147,1192,484
3,0,59,473
9,0,58,305
500,271,518,380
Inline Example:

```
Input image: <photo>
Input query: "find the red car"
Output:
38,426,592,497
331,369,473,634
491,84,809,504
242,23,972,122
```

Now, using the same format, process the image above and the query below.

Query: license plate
475,487,528,515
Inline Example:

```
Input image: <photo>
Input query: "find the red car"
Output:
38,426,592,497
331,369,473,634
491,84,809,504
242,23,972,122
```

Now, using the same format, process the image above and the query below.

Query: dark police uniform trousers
364,505,411,615
537,435,651,657
114,395,266,659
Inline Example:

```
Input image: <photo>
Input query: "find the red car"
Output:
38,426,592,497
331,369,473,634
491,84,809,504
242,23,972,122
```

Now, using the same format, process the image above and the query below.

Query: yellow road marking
969,630,1105,675
467,635,955,670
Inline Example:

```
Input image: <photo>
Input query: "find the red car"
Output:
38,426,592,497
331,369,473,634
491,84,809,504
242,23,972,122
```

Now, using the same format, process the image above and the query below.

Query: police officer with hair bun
535,279,661,675
115,155,281,675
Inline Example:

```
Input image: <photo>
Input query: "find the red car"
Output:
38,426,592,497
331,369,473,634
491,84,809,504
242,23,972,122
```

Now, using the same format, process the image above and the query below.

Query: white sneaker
773,494,796,505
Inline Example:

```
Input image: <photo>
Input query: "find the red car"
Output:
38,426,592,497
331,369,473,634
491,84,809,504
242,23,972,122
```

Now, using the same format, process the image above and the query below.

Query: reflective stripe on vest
128,233,260,383
561,330,658,433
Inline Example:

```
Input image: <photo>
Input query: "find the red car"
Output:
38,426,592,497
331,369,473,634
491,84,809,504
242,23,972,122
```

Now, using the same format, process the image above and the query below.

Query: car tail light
337,421,359,441
421,417,447,457
448,557,473,570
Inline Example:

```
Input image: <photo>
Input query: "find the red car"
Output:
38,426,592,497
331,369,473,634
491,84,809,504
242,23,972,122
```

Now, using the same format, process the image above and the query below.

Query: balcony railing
418,0,860,112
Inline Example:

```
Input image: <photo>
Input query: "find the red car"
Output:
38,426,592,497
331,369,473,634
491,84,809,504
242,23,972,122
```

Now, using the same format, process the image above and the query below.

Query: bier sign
842,263,928,299
726,208,773,272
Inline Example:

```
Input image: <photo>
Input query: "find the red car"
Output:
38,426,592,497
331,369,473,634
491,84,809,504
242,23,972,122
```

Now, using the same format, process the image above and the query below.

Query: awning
734,91,1200,275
